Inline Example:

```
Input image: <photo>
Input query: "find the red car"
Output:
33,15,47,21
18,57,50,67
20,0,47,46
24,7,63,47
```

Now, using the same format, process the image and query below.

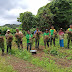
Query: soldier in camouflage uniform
15,28,23,50
66,25,72,48
0,31,4,56
34,27,41,49
5,30,13,53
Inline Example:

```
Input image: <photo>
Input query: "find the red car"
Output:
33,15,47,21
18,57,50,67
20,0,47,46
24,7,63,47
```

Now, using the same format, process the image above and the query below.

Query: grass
31,57,71,72
0,56,16,72
10,49,72,72
0,34,72,72
42,34,72,60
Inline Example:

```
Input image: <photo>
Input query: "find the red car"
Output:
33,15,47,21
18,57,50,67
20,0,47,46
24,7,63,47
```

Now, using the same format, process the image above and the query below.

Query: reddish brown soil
6,55,47,72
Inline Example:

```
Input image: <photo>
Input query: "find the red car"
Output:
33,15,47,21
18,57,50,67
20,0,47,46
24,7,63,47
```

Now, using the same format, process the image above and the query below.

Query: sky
0,0,51,26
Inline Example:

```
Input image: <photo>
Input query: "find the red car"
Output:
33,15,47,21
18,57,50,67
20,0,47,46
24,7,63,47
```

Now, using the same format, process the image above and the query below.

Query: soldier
0,31,4,56
15,28,23,50
26,30,33,51
66,25,72,48
5,30,13,54
49,26,57,46
34,27,41,49
43,29,50,48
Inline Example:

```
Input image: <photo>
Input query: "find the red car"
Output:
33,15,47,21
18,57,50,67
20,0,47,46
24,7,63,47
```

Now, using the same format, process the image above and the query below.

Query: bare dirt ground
2,54,47,72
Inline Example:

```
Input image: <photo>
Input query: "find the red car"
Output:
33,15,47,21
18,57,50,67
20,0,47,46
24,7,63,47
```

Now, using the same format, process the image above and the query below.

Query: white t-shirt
16,31,22,34
59,34,64,40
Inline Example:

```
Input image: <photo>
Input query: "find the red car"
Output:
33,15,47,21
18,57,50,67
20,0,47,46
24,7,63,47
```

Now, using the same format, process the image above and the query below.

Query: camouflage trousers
0,43,4,52
7,42,12,53
44,39,49,48
50,36,55,46
67,38,72,48
35,39,39,49
16,40,23,49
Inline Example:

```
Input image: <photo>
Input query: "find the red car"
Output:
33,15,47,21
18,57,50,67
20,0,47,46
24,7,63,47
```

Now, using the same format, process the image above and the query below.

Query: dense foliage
3,24,20,29
0,24,22,35
49,0,72,29
17,12,36,31
36,5,54,31
17,0,72,31
0,26,16,35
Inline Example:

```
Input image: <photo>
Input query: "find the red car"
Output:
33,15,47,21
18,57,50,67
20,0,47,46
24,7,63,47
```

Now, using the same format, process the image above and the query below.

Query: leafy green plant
67,56,72,60
50,48,58,55
9,47,71,72
11,49,32,61
30,28,36,34
31,57,69,72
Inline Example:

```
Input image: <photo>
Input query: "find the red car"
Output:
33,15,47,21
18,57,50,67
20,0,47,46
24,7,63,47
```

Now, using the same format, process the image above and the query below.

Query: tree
49,0,72,29
17,0,72,31
17,11,36,31
36,4,54,31
0,26,9,35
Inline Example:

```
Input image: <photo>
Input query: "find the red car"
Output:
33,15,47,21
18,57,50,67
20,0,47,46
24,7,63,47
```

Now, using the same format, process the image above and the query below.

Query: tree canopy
49,0,72,29
17,0,72,31
17,11,36,31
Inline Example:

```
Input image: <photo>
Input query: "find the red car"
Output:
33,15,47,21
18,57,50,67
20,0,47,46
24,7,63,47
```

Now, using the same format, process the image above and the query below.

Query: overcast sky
0,0,51,26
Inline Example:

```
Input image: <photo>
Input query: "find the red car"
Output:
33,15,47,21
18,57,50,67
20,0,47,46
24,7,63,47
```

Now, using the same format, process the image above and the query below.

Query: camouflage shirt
15,31,23,41
0,34,4,49
5,33,13,45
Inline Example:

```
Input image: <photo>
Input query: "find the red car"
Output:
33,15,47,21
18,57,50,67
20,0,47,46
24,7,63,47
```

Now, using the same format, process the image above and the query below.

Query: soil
32,46,72,68
0,44,72,72
1,54,47,72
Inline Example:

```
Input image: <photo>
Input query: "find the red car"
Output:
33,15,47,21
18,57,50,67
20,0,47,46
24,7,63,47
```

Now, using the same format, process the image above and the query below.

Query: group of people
0,25,72,56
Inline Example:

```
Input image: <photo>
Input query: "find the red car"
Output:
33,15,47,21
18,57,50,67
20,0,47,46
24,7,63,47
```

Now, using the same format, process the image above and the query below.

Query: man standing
26,30,33,51
43,29,50,48
0,31,4,56
15,28,23,50
34,27,41,49
50,26,57,46
66,25,72,48
5,30,13,54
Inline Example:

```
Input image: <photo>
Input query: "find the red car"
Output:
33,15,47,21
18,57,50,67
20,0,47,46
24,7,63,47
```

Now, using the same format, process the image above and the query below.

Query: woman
58,28,64,48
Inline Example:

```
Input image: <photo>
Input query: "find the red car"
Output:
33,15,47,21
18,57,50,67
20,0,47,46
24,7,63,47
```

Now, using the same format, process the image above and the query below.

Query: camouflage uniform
0,34,4,55
35,33,40,49
5,33,13,53
15,31,23,49
67,28,72,48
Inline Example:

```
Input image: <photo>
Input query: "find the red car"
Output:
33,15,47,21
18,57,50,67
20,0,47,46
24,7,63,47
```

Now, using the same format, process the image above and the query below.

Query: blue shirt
34,30,40,34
